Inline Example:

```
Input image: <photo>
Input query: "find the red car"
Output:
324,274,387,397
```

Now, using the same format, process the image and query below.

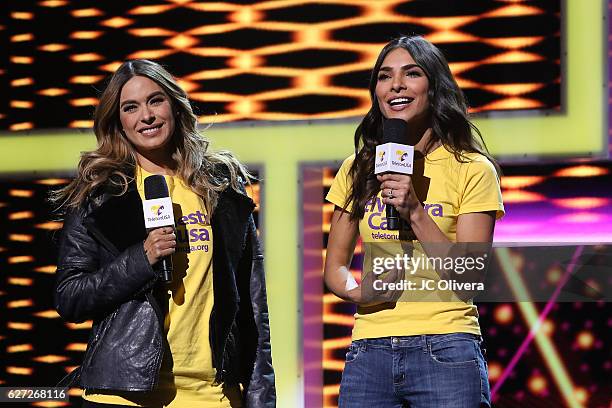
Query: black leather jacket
54,178,276,407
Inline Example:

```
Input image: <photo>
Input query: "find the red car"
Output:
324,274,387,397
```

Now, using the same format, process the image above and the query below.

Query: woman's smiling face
119,75,175,155
375,47,430,128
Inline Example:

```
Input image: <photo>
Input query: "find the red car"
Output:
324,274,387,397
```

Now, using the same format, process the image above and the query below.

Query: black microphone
374,118,414,231
143,175,174,283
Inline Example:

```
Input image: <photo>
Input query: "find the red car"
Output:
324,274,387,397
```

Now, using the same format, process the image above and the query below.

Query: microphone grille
382,118,408,144
144,175,169,199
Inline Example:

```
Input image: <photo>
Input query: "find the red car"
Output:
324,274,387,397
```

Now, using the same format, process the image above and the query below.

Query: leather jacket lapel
212,187,256,283
84,182,147,257
210,185,256,378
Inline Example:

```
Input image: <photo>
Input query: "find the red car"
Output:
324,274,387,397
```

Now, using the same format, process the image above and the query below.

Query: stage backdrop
0,0,606,159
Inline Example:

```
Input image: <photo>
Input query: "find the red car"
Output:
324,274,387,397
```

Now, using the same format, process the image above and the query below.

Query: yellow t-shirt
326,145,505,340
84,167,241,407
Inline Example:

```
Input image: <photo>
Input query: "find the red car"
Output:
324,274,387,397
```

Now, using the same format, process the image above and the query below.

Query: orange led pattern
2,1,560,131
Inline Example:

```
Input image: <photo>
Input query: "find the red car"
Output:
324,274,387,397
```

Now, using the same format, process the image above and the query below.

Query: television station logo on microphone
375,143,414,175
151,205,165,216
396,150,409,162
378,151,386,162
143,197,174,229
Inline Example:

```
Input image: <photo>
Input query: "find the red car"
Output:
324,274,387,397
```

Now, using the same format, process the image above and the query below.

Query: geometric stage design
2,0,561,131
302,160,612,408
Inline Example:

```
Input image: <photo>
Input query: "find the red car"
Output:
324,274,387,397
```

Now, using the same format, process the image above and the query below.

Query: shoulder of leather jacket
83,166,136,215
210,162,253,199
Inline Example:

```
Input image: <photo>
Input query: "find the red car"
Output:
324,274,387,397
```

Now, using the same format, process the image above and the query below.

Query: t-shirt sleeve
325,155,355,209
459,157,505,219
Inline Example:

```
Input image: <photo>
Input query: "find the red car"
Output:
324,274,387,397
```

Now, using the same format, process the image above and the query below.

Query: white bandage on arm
338,265,359,291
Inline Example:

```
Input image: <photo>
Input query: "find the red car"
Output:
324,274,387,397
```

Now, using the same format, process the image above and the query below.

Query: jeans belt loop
422,335,428,353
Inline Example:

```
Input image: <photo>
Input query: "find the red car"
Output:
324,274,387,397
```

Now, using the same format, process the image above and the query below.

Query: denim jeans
338,333,491,408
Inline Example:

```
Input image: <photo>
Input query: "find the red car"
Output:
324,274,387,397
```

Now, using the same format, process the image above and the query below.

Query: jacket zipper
210,307,224,383
145,292,165,389
84,309,118,369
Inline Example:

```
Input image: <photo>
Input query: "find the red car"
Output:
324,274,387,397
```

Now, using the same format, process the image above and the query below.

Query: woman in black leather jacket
52,59,275,408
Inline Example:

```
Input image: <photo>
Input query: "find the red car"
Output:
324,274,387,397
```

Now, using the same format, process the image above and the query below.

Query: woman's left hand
378,173,421,222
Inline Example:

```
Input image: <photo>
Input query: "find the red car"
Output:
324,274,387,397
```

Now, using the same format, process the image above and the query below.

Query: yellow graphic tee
84,167,241,407
326,145,505,340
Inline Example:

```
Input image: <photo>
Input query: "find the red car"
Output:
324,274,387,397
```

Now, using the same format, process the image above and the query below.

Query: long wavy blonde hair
50,59,250,215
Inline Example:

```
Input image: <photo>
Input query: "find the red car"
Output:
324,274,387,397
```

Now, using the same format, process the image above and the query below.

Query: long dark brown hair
50,59,250,215
346,36,499,221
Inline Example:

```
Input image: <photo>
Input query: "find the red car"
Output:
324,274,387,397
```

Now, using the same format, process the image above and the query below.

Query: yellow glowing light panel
2,0,561,131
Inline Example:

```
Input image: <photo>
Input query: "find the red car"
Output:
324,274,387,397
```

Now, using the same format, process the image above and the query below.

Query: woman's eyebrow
379,63,420,72
120,91,164,108
146,91,164,100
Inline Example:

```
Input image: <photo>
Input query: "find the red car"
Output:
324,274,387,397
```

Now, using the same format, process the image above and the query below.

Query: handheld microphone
143,175,174,283
374,118,414,231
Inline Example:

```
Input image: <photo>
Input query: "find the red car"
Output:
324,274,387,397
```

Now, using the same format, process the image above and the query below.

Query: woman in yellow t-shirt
52,60,275,407
325,36,504,408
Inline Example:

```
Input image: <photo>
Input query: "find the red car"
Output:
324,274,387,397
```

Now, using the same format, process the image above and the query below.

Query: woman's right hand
324,207,360,302
143,226,176,265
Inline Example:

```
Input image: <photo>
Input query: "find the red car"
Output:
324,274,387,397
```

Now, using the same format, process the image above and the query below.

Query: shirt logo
175,210,211,253
423,203,443,217
365,197,444,239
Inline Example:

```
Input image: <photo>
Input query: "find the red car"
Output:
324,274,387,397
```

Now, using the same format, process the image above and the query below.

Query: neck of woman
136,148,177,176
413,127,440,156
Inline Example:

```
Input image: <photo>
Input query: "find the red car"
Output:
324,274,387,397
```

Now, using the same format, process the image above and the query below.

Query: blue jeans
338,333,491,408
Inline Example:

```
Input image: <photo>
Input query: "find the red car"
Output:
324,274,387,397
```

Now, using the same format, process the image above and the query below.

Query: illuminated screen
302,161,612,408
1,0,561,131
